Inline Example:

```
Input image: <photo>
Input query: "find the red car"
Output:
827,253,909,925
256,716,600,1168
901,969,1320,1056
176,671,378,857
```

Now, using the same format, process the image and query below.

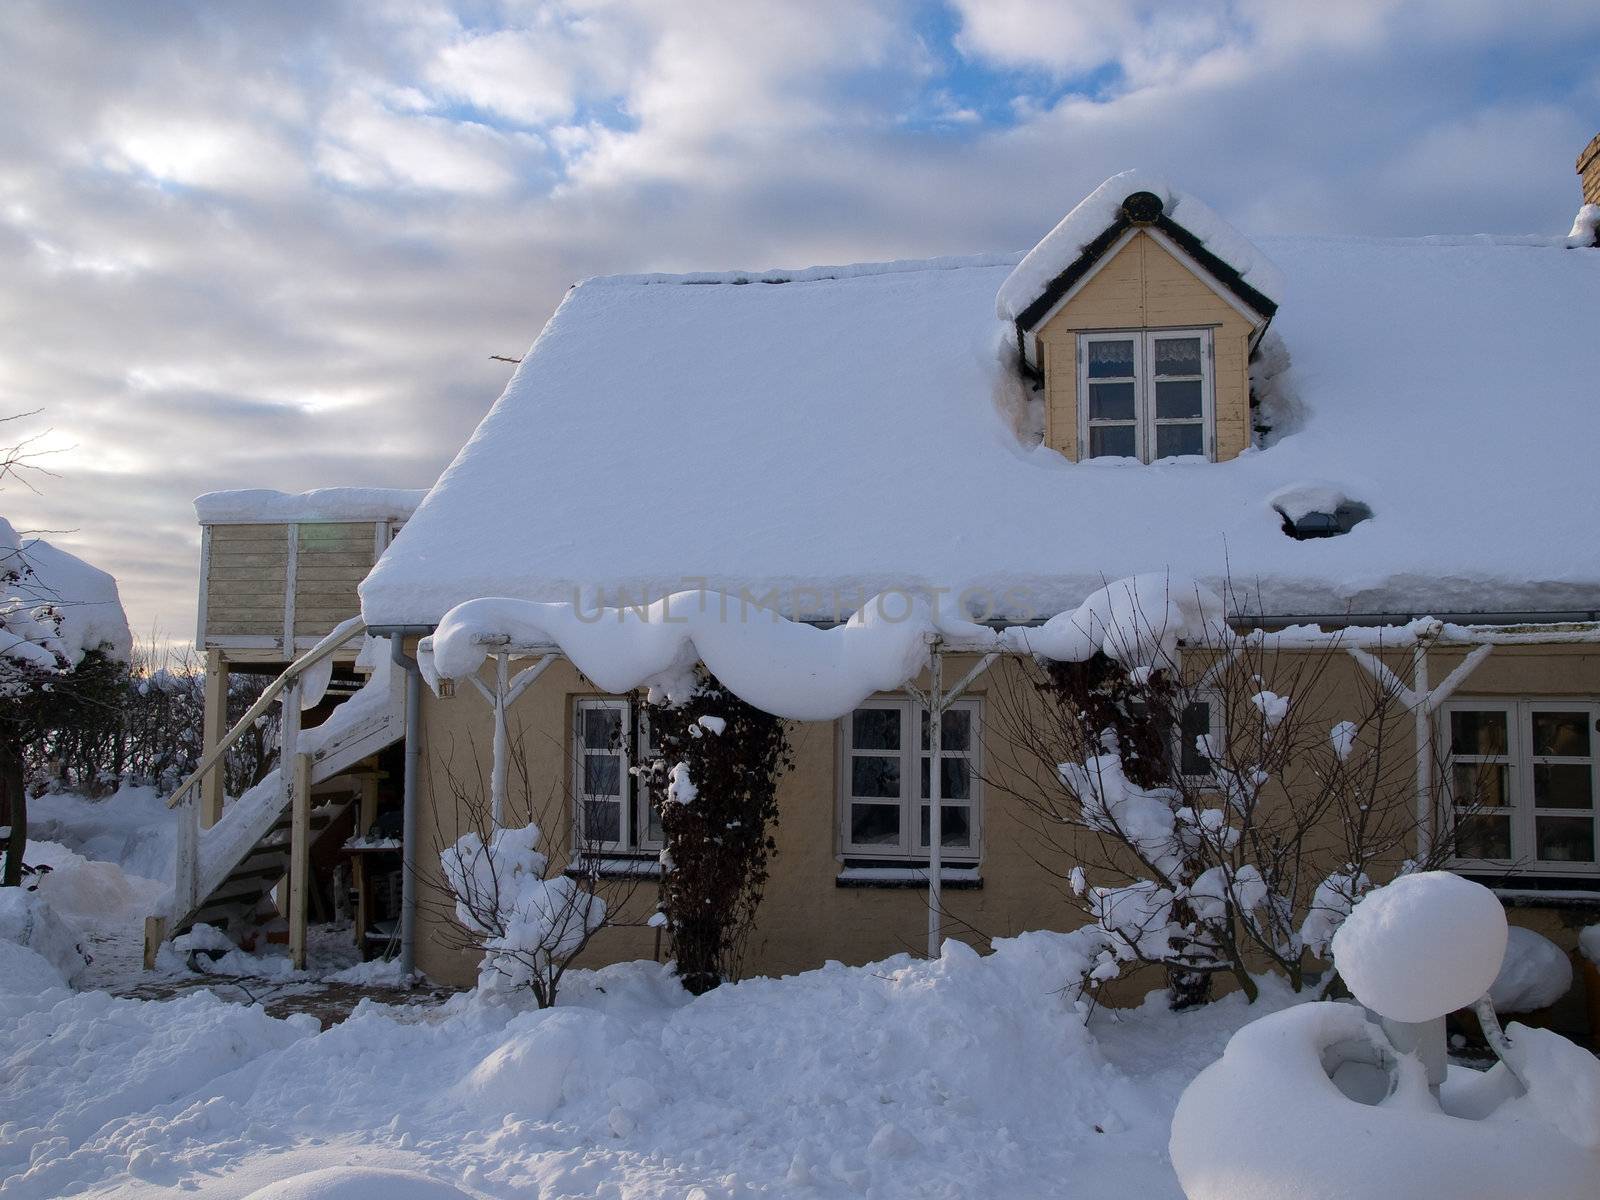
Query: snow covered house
161,143,1600,1021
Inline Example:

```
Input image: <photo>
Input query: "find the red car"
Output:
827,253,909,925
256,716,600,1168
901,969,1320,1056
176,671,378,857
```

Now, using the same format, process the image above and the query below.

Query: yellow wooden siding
1037,230,1257,462
294,522,373,638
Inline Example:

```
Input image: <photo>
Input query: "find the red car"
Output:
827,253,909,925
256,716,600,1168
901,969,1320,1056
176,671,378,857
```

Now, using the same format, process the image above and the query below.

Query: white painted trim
195,525,212,649
573,697,635,856
282,523,299,654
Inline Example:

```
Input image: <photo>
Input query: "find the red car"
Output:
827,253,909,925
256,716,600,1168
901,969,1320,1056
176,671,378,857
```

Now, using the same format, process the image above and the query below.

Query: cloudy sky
2,1,1596,653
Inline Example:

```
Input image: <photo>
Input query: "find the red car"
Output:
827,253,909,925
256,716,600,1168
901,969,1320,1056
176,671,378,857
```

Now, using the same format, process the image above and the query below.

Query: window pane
1153,336,1202,376
1534,763,1593,809
1454,813,1511,859
583,799,621,844
1086,339,1135,378
1180,701,1213,776
920,708,971,752
920,804,972,848
1536,816,1595,862
852,754,901,798
1089,424,1137,458
582,707,621,749
583,754,622,797
1452,762,1509,808
1155,379,1203,420
1088,381,1136,421
919,756,971,800
852,708,900,751
851,803,901,845
1450,710,1507,756
1155,423,1204,459
1532,711,1591,757
644,797,663,844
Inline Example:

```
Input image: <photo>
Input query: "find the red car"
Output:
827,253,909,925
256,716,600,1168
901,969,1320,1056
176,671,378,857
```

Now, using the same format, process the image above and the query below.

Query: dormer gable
999,174,1280,464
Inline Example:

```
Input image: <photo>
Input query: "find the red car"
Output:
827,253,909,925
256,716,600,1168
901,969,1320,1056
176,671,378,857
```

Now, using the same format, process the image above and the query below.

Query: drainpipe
389,634,424,975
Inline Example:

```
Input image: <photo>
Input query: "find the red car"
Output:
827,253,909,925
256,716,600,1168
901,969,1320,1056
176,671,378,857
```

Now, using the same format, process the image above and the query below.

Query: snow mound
0,938,70,1006
22,839,164,927
1331,872,1505,1021
997,169,1283,321
1170,1002,1600,1200
1489,926,1573,1013
28,784,177,884
0,886,88,986
240,1166,474,1200
1568,203,1599,249
1001,574,1227,672
452,1007,614,1120
1581,923,1600,966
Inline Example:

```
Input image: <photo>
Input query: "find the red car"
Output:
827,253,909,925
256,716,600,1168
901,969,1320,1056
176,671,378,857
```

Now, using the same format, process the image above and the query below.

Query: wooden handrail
165,616,367,809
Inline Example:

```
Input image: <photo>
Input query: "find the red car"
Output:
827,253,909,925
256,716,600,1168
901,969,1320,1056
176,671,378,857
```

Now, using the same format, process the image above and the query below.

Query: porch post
200,649,229,828
927,642,943,959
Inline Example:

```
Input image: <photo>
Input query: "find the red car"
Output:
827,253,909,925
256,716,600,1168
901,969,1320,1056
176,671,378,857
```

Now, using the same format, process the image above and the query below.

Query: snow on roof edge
579,252,1023,289
195,488,428,525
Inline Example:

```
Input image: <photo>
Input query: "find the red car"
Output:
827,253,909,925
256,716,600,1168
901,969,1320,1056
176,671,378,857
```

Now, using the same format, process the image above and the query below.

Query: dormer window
1080,329,1213,461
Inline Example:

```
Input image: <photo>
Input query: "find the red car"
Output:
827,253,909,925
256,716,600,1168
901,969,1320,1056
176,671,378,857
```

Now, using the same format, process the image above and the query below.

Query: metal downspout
390,636,423,974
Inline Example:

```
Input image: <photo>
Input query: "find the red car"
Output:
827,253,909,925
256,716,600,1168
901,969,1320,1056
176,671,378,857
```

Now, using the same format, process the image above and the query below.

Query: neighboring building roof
195,488,427,525
361,205,1600,629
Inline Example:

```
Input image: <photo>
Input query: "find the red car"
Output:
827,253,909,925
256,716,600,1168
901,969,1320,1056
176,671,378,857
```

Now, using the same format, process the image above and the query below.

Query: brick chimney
1579,132,1600,207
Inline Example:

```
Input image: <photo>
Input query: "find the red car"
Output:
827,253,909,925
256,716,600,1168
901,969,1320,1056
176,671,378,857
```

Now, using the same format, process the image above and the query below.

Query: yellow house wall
1037,230,1256,463
410,642,1600,1032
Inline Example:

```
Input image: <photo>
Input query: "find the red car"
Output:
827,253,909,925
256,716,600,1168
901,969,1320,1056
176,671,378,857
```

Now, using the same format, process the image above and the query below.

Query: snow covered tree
644,671,793,995
989,581,1456,1007
0,517,130,886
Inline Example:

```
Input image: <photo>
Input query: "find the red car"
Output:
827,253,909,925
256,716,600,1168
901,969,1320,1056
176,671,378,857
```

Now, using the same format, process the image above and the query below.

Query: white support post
491,652,509,828
174,786,199,914
927,642,943,960
467,652,557,830
1412,639,1432,861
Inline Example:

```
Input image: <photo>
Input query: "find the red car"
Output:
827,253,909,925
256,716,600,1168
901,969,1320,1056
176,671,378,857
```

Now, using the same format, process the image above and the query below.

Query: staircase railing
166,616,368,919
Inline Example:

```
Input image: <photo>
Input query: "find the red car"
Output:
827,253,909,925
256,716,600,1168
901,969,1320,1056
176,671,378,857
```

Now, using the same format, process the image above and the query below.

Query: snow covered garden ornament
1169,872,1600,1199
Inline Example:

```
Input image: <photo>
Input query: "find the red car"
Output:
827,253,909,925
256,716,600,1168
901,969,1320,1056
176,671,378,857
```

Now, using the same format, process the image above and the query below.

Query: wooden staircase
145,619,407,968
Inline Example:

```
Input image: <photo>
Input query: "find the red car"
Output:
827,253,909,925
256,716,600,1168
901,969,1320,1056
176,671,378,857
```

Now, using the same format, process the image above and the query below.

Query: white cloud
314,92,539,194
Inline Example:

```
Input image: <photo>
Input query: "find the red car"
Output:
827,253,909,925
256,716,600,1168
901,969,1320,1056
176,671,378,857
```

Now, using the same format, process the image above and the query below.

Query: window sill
1454,872,1600,909
835,865,982,890
566,856,662,880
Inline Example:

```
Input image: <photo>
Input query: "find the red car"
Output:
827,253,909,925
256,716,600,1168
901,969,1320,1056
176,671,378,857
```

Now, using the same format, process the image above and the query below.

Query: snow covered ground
1,788,1302,1200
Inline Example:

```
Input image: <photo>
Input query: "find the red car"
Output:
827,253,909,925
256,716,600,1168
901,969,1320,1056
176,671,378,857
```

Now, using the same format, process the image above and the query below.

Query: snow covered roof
361,203,1600,629
195,488,426,525
1,518,132,666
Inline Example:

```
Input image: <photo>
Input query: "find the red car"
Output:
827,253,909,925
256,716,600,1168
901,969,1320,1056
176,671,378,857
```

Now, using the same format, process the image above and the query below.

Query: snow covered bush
441,822,606,1006
989,584,1453,1006
428,734,637,1007
644,670,793,994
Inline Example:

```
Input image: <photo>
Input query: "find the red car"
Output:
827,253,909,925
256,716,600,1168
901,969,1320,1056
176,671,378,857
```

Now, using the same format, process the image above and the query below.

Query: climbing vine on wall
644,670,793,995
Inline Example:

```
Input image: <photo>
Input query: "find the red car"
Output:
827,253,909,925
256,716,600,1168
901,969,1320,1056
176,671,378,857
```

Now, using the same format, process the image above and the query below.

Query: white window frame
572,697,664,856
837,697,983,862
1441,698,1600,877
1077,328,1214,463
